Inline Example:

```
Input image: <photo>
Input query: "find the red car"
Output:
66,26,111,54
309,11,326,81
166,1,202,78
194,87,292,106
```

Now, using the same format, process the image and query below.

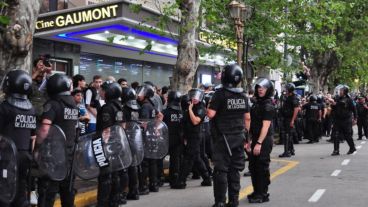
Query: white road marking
341,159,350,166
361,141,366,145
353,151,357,156
356,145,362,149
331,170,341,177
308,189,326,202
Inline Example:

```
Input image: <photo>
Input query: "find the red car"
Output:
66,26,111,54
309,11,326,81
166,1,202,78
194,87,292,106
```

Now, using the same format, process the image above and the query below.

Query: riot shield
33,124,67,181
143,120,169,159
0,136,17,204
73,132,100,180
124,122,144,166
97,125,132,172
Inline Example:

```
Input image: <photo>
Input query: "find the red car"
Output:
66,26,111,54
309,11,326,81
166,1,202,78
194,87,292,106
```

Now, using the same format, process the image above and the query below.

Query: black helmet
253,77,274,98
121,87,139,110
180,94,190,111
46,73,71,96
188,88,204,102
101,81,122,101
340,85,349,95
2,70,32,97
167,91,182,110
221,64,243,88
317,94,323,103
204,91,215,107
136,84,155,99
309,95,317,102
285,83,295,93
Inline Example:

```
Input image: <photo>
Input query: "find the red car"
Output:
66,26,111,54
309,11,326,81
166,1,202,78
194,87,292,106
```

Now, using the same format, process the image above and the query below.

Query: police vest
281,94,299,118
306,103,320,121
214,89,248,135
0,101,36,151
335,97,353,119
48,96,79,155
357,103,368,119
123,105,139,122
163,107,183,135
250,98,273,138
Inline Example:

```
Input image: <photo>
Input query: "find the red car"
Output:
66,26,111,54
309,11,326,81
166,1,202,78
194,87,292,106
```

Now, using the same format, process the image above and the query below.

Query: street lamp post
228,1,252,88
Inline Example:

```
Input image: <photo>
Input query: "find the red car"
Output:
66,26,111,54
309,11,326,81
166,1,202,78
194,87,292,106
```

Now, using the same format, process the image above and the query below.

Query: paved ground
54,132,368,207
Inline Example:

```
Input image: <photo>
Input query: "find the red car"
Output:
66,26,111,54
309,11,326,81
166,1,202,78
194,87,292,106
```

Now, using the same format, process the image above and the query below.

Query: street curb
54,189,97,207
54,169,169,207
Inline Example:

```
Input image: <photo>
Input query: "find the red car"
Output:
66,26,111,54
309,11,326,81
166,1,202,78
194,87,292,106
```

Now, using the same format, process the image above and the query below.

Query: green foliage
0,15,9,25
106,36,116,43
129,4,143,13
0,0,9,26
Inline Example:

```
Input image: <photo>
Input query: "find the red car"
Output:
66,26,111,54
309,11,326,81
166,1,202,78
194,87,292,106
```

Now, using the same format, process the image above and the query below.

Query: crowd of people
0,55,364,207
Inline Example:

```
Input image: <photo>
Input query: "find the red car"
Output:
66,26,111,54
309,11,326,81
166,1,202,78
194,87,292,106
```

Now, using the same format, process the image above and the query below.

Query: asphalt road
117,134,368,207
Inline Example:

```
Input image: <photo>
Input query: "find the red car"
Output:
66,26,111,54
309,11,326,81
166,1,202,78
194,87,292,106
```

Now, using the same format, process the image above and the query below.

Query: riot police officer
247,77,275,203
121,87,141,200
95,81,126,207
0,70,36,207
303,95,322,143
137,84,163,194
328,85,357,155
172,88,212,189
279,83,300,157
207,64,250,207
356,96,368,140
37,73,79,207
162,91,184,187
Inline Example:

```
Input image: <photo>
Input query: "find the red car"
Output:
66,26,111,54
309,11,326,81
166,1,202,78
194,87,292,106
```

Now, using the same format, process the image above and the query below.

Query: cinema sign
36,3,123,32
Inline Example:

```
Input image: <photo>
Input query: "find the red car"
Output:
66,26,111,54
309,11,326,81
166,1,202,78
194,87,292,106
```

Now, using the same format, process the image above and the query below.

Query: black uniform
209,88,249,205
356,101,368,140
0,99,36,207
138,100,160,193
122,104,140,200
172,101,211,189
280,93,299,156
303,101,321,143
163,106,183,186
331,95,356,155
249,97,275,202
96,99,125,207
37,95,78,207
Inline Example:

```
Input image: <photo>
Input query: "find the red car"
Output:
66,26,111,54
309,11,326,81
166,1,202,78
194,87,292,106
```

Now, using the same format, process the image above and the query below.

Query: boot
212,202,226,207
170,180,186,189
118,192,127,205
226,196,239,207
331,151,340,156
201,173,212,186
149,183,159,192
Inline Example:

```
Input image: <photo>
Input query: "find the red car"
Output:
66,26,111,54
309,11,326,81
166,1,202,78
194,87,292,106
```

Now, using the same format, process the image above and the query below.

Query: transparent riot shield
124,122,144,166
33,124,67,181
99,125,132,172
0,136,17,204
143,120,169,159
73,132,100,180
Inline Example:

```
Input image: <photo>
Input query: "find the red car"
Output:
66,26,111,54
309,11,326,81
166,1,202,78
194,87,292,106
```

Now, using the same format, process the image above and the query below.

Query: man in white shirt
85,75,103,133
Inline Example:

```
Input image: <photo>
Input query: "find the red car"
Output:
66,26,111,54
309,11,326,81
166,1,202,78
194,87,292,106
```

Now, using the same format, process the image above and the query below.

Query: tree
287,0,368,92
171,0,202,92
0,0,42,78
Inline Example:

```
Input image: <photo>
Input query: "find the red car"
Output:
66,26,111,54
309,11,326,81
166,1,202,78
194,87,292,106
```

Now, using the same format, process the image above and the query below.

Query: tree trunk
308,51,339,93
0,0,42,78
171,0,201,94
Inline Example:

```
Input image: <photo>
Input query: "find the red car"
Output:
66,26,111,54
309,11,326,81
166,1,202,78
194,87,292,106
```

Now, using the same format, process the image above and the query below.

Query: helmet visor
188,90,204,101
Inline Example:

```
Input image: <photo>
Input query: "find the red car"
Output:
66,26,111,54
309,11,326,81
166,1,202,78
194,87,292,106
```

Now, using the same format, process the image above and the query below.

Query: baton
69,127,81,192
222,134,232,156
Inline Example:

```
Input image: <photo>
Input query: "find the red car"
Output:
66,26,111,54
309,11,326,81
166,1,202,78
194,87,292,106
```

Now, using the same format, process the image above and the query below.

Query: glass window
79,52,173,87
